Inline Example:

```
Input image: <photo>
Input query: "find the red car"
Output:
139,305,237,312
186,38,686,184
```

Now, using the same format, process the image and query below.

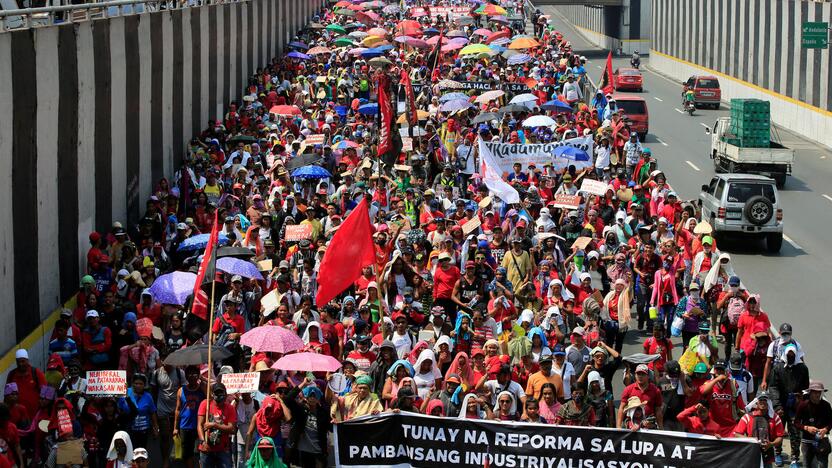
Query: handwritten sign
285,224,313,242
579,179,609,196
572,236,593,251
304,134,325,146
87,370,127,396
551,194,581,210
461,216,482,235
221,372,261,394
401,137,413,152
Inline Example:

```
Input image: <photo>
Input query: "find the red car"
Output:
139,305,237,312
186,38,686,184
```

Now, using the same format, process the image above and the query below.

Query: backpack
726,296,745,326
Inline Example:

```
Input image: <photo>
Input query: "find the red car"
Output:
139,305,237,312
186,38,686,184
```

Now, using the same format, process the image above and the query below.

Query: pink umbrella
441,42,465,52
425,35,449,45
473,28,493,37
367,27,388,36
271,352,343,372
403,37,429,48
240,326,304,353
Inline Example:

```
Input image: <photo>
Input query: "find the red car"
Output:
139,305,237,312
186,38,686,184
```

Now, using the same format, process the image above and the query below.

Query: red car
684,75,721,108
613,94,649,140
614,68,643,92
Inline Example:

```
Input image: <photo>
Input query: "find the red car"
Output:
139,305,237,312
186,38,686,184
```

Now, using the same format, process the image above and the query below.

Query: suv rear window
696,78,720,89
616,100,646,115
726,183,776,203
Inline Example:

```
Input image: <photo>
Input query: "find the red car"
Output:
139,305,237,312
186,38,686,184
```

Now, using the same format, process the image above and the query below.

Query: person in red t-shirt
698,360,743,436
346,335,377,374
734,394,785,465
212,297,246,344
618,364,663,429
3,350,45,420
197,383,237,466
136,291,163,327
677,401,723,436
642,323,674,375
433,252,461,320
734,294,773,354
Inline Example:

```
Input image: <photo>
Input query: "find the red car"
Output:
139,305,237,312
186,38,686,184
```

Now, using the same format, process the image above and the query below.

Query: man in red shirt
86,231,108,273
197,382,237,467
642,323,674,375
346,335,377,373
618,364,663,429
432,252,461,321
212,297,246,344
3,350,44,420
734,393,785,466
734,294,773,353
677,401,723,436
698,360,743,436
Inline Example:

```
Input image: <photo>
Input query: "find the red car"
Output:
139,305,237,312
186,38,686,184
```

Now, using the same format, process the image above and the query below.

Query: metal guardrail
0,0,247,32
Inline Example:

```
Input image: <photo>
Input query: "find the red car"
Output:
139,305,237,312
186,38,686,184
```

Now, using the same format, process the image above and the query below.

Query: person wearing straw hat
795,380,832,467
618,364,663,429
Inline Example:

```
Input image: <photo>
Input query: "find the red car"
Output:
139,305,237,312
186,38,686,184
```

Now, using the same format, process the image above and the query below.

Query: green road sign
802,21,828,49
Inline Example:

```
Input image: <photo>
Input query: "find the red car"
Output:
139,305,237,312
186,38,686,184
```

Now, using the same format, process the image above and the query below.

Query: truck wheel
773,173,786,189
744,195,774,225
766,233,783,253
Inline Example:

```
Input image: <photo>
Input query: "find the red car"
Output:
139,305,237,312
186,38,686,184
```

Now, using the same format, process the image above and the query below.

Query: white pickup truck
705,117,795,188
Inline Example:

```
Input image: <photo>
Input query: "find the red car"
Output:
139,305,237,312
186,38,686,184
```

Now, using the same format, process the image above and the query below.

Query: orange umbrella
485,29,511,44
307,46,332,55
508,37,540,49
269,105,301,116
396,20,422,36
334,0,351,6
367,27,388,36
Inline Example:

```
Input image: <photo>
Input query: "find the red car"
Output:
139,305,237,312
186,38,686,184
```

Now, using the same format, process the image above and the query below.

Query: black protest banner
335,413,762,468
408,81,531,99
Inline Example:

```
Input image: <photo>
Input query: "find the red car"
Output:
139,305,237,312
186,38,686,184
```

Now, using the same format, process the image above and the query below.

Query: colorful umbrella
362,35,386,46
271,352,343,372
475,3,506,16
509,93,539,104
447,29,467,38
334,7,356,16
489,15,508,24
269,105,301,116
395,20,422,36
486,29,511,44
369,57,392,67
288,41,309,50
326,23,347,35
473,28,492,37
438,79,464,89
554,146,590,161
358,103,379,115
287,51,311,60
367,27,388,36
348,47,368,55
507,53,531,64
382,4,400,14
216,256,264,280
177,233,230,252
509,37,540,49
459,43,491,55
348,31,369,39
360,0,385,8
356,10,381,23
334,37,356,47
440,92,469,102
307,46,332,55
441,42,465,52
541,99,573,113
240,326,305,354
147,271,196,305
475,89,505,103
440,98,473,112
396,110,430,123
332,140,360,150
425,35,449,45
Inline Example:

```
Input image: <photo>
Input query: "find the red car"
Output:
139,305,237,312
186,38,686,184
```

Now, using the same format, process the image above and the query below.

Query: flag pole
204,256,218,426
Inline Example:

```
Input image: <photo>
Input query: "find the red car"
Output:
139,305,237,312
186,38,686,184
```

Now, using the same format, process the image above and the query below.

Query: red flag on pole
377,73,394,156
315,198,375,307
190,210,219,319
599,51,615,95
400,69,418,126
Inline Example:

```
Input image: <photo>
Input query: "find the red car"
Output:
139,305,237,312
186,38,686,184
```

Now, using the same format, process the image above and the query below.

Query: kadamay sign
335,413,762,468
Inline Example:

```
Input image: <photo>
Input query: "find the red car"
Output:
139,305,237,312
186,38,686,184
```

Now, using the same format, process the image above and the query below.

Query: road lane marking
596,65,602,69
700,122,710,129
783,234,803,250
685,160,701,171
674,108,684,114
823,194,832,203
654,97,663,102
655,137,669,147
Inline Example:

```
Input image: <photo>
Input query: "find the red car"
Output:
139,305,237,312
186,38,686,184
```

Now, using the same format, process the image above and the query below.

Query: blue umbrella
439,98,473,113
287,51,311,60
507,53,531,65
375,44,394,51
358,103,379,115
217,257,264,280
148,271,196,305
542,99,574,113
423,27,439,36
440,92,469,102
360,48,384,58
177,233,230,252
291,165,333,179
288,41,309,50
554,146,590,161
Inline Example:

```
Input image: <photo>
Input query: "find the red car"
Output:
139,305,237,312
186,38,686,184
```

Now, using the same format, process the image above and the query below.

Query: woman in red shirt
651,258,678,332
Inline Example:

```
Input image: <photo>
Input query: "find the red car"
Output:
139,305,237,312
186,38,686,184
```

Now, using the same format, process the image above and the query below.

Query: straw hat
693,221,713,235
622,396,646,412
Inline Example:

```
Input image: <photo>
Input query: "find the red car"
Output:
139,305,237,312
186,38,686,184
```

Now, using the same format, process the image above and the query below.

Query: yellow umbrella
508,37,540,49
362,35,386,46
396,110,430,123
459,44,492,55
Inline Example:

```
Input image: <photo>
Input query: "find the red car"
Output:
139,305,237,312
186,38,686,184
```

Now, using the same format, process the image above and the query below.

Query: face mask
729,286,739,294
786,353,796,365
214,394,227,403
690,291,700,300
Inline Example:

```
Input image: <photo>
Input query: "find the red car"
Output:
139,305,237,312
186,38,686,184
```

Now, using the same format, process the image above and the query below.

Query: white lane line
685,160,701,171
596,65,602,69
700,122,710,129
823,194,832,203
655,137,669,147
783,234,803,250
653,97,663,102
674,108,684,114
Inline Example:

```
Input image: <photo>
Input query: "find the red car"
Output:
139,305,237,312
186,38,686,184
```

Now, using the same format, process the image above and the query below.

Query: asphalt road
542,6,832,386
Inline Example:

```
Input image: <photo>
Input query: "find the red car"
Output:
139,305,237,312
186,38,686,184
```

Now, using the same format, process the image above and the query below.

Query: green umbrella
334,8,355,17
326,23,348,35
334,37,355,47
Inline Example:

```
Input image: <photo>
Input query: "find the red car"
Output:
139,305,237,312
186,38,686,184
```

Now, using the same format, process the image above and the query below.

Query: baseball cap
231,275,244,283
15,349,29,360
729,351,744,371
278,260,290,269
665,360,681,377
728,275,741,286
552,345,566,356
635,364,649,374
438,252,452,261
713,360,727,370
688,282,700,291
779,323,793,335
701,235,713,246
539,354,553,363
445,373,462,385
133,448,149,460
86,310,100,319
571,326,585,336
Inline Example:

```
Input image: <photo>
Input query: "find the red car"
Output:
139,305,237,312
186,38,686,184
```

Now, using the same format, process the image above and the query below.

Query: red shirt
736,311,771,345
6,366,45,420
433,265,460,300
254,395,285,439
346,350,377,373
620,382,663,417
137,303,162,327
197,400,237,452
677,405,723,436
642,337,673,373
212,313,246,335
700,379,742,436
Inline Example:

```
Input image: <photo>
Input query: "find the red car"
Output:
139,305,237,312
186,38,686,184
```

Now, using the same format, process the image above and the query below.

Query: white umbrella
509,93,538,104
522,115,556,127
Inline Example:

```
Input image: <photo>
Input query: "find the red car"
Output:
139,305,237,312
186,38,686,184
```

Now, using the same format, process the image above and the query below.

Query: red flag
599,51,615,94
190,210,220,320
315,198,375,306
377,73,394,156
429,29,444,82
400,69,418,127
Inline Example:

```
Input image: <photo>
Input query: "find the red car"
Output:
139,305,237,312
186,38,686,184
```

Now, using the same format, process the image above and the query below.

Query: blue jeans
200,450,232,468
659,304,675,332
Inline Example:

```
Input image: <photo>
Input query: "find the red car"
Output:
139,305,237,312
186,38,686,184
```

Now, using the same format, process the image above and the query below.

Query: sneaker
774,454,783,467
789,462,800,468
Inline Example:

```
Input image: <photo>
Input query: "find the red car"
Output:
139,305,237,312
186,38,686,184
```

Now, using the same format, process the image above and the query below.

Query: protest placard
220,372,261,394
579,178,609,196
304,134,325,146
461,217,482,235
402,137,413,152
285,224,313,242
551,194,581,210
86,370,127,396
261,289,283,316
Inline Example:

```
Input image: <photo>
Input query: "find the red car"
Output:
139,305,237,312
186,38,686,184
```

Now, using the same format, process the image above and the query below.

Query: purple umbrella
217,257,264,280
439,98,473,112
148,271,196,305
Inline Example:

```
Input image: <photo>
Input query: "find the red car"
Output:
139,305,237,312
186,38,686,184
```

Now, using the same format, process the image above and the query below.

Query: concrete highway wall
0,0,323,375
650,0,832,148
554,1,651,54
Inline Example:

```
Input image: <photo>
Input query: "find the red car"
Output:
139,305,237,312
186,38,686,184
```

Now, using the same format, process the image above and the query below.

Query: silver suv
698,174,783,253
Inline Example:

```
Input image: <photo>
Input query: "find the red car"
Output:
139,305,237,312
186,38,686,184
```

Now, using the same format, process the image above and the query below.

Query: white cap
133,448,149,460
15,349,28,360
86,310,100,319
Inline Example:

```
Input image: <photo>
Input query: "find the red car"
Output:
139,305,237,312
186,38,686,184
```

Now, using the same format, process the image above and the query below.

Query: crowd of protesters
0,0,828,468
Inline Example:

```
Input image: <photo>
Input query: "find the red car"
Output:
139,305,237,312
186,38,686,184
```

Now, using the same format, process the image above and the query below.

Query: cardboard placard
572,236,592,252
579,179,609,196
401,137,413,152
304,134,325,146
261,289,283,317
257,259,273,272
285,224,313,242
551,194,581,210
461,216,482,235
86,370,127,396
221,372,261,394
56,438,85,465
